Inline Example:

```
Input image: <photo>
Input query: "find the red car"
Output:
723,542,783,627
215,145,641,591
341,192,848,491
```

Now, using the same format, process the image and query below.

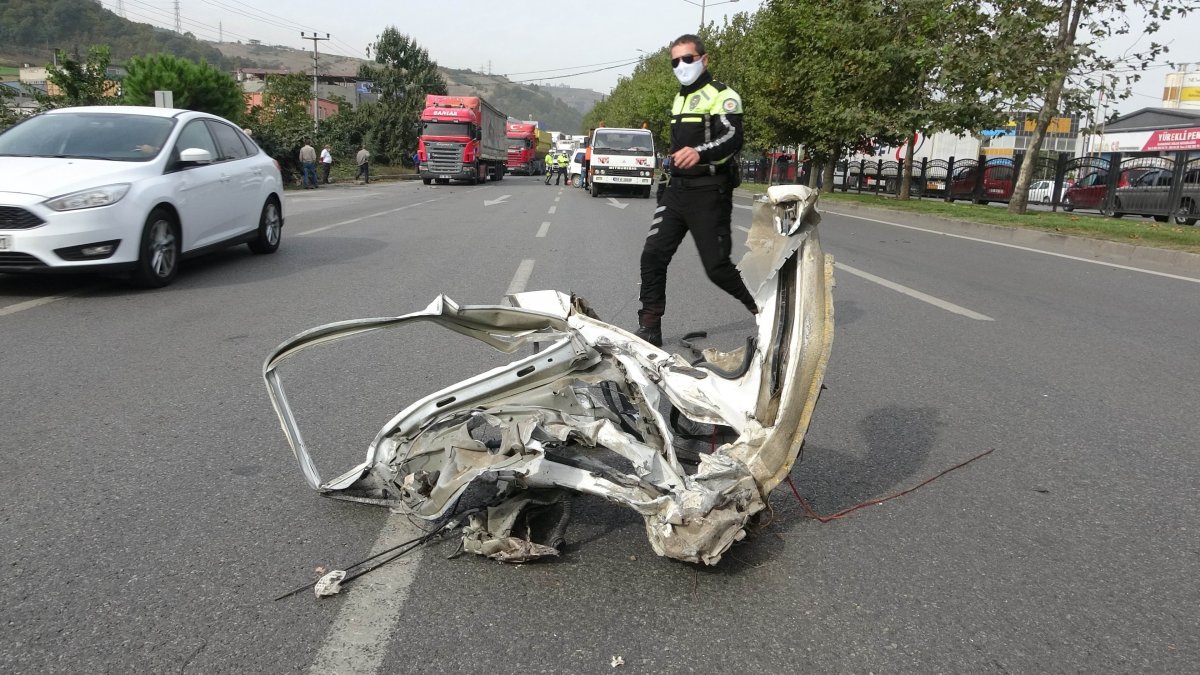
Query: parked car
1108,167,1200,225
1027,179,1071,205
567,149,587,187
948,162,1014,203
1061,168,1149,213
0,106,283,287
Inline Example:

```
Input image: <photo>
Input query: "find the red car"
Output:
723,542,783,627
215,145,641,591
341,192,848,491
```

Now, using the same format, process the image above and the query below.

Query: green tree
1003,0,1199,213
357,28,447,164
245,73,318,182
1,86,21,130
123,54,245,120
38,46,118,109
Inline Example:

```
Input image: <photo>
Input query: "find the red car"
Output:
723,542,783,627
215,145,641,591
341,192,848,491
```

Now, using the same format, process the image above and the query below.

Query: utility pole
173,0,181,33
116,0,125,17
300,32,330,132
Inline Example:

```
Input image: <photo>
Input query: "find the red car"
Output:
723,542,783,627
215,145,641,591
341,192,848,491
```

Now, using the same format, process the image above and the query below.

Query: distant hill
0,0,601,131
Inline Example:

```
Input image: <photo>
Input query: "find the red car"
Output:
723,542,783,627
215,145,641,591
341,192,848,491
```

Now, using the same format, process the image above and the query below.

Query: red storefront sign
1141,127,1200,151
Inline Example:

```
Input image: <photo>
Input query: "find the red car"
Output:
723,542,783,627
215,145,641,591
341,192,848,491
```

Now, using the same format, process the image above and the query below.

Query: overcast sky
104,0,1198,117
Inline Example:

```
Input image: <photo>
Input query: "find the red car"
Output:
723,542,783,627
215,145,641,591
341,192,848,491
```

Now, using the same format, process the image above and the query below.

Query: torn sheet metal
263,185,833,566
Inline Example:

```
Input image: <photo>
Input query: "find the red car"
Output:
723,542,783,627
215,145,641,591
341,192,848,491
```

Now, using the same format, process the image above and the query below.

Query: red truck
418,95,508,185
506,121,551,176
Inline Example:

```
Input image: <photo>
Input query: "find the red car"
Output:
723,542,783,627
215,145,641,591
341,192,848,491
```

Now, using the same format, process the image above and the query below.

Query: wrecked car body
263,185,833,566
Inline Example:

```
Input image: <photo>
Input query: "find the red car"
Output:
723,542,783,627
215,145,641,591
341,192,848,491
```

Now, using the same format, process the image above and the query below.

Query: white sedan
1027,179,1066,205
0,106,283,287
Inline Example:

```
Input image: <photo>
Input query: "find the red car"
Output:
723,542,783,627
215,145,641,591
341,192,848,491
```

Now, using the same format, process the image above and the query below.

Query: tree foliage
0,0,229,68
1004,0,1200,213
244,73,318,183
123,54,244,120
38,45,119,108
356,28,447,164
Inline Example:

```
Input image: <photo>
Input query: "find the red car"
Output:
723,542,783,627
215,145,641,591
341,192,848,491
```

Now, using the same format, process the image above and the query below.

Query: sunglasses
670,53,704,68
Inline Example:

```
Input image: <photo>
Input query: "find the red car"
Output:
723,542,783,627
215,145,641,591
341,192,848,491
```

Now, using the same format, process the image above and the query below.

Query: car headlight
45,184,131,212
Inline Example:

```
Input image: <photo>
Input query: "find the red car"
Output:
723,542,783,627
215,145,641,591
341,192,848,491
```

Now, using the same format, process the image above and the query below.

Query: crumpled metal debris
263,185,833,566
313,569,347,597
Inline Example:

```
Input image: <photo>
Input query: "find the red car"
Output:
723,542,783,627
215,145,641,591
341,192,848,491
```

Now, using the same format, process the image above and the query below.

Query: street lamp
680,0,740,29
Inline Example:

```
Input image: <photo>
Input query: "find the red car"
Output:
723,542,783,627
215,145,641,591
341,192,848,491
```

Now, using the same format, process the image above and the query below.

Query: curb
736,189,1200,277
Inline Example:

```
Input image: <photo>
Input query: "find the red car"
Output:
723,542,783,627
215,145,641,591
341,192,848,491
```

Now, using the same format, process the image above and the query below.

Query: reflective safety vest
544,153,554,167
670,79,743,175
557,154,569,167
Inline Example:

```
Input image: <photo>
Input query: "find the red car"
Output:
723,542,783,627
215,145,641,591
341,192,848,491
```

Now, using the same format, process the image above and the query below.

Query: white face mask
673,58,705,87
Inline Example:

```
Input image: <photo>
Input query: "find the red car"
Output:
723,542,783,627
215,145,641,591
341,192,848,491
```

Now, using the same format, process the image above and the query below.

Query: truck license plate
0,235,11,251
439,175,451,180
612,177,632,183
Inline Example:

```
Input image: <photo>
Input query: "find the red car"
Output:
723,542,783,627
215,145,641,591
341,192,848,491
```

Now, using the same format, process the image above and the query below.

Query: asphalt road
2,175,1198,673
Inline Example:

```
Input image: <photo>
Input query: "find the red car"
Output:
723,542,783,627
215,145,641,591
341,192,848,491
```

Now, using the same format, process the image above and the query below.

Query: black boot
635,309,663,347
634,324,662,347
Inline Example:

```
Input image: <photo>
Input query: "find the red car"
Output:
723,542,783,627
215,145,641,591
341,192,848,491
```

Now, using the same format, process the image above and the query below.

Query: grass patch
739,181,1200,254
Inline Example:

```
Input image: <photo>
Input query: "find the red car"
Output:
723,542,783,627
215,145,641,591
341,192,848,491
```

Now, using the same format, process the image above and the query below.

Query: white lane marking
737,225,750,233
606,198,628,210
548,206,557,215
484,194,511,206
285,193,384,203
0,290,89,317
734,203,752,210
554,196,561,202
308,515,427,675
507,259,536,295
536,221,551,238
826,210,1200,285
297,198,444,235
835,262,994,321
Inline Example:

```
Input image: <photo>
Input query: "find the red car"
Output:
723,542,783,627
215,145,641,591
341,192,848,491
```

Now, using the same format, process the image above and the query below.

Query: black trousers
638,183,756,326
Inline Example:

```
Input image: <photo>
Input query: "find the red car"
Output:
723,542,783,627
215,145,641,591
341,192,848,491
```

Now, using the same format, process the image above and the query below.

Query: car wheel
1175,198,1198,226
422,177,432,185
1102,199,1125,218
1062,198,1074,212
590,182,599,198
248,197,282,254
1041,197,1050,205
132,208,180,288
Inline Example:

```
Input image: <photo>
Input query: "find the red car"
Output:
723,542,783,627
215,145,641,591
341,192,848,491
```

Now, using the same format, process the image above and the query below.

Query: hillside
0,0,600,131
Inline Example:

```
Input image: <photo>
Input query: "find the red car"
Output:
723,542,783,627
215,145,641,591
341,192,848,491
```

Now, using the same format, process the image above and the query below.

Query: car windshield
0,112,175,161
592,132,653,155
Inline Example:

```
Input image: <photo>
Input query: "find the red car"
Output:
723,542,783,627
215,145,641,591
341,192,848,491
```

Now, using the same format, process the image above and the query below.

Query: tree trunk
1009,0,1080,214
821,159,836,193
807,159,819,188
898,133,915,200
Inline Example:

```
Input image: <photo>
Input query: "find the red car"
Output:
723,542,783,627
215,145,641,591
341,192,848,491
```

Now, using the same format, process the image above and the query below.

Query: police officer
544,151,555,185
555,151,569,185
635,34,757,348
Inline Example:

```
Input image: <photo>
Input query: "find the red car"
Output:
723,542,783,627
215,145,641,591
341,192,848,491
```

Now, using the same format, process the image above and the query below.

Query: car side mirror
179,148,214,165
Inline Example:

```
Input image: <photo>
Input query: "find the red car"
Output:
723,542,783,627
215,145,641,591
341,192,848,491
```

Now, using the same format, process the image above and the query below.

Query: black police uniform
637,71,757,342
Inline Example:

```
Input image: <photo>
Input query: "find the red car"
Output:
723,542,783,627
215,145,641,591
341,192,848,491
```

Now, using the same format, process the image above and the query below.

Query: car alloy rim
149,219,177,277
265,203,281,244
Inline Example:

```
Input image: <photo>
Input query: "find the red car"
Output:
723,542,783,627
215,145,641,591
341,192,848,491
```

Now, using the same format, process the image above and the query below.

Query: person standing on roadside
299,140,318,189
634,34,757,348
355,145,371,184
320,144,333,184
555,151,569,185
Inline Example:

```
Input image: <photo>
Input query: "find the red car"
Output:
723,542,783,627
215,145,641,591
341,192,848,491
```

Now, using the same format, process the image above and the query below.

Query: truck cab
588,128,656,198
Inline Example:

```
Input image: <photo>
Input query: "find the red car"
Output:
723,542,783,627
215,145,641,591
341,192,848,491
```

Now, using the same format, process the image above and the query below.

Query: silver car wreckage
263,185,833,566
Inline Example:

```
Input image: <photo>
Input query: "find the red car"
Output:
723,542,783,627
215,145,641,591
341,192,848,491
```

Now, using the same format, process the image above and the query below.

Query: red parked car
1061,168,1149,212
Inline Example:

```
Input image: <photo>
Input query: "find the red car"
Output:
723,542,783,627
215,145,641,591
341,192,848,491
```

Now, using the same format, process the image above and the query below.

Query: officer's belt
667,174,728,189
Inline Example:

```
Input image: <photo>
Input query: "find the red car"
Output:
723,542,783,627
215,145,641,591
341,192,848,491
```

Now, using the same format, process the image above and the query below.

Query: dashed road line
0,290,92,317
307,515,428,675
297,198,445,236
825,209,1200,285
506,259,536,296
548,206,557,215
835,262,995,321
536,222,551,238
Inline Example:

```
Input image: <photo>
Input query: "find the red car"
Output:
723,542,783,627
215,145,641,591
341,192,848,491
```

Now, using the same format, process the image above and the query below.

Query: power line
506,56,649,77
513,58,643,83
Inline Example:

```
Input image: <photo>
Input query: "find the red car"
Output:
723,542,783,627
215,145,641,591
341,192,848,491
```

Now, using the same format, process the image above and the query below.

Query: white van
567,148,587,187
588,128,655,198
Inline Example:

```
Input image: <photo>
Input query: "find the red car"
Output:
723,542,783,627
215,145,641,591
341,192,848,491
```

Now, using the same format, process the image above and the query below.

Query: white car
1027,179,1065,205
0,106,283,287
567,148,587,187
